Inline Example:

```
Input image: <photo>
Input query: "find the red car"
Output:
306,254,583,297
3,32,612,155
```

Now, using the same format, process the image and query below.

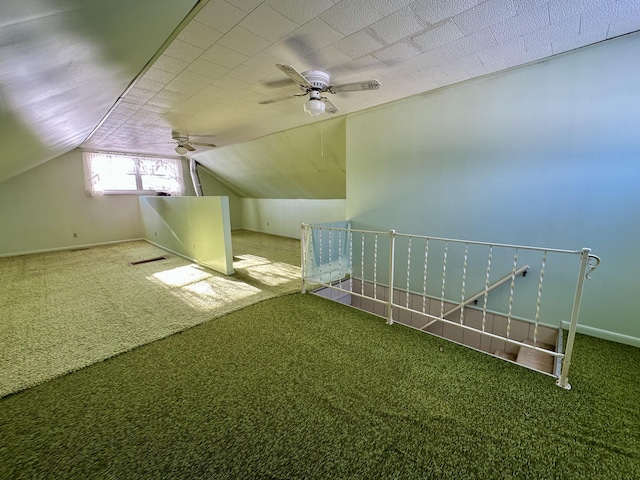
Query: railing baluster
406,237,412,309
506,248,519,340
422,240,429,314
328,227,333,283
318,227,323,281
373,234,378,300
361,233,365,296
440,241,448,318
482,246,493,333
337,229,342,279
349,230,353,293
533,251,547,345
460,243,469,325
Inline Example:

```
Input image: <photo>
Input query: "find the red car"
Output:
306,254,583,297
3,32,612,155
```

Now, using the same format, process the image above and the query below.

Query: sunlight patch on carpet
148,266,263,311
233,254,301,286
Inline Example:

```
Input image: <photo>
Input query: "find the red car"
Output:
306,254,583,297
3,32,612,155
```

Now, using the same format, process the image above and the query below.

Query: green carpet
1,293,639,479
0,231,301,397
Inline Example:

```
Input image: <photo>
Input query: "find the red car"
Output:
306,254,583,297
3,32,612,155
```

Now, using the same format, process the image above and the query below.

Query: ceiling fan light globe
304,98,325,116
175,145,188,155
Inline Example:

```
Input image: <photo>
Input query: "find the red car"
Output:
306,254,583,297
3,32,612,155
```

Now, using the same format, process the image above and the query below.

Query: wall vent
129,256,167,265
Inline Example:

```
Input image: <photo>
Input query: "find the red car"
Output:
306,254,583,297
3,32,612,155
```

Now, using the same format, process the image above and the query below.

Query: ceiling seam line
81,0,211,145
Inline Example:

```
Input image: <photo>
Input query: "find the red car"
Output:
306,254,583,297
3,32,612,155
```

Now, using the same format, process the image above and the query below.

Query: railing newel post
387,229,396,325
301,223,307,293
557,247,592,390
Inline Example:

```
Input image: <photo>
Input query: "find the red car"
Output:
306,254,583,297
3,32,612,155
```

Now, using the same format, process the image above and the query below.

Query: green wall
196,165,243,230
346,33,640,346
241,198,346,239
0,149,144,255
139,196,234,275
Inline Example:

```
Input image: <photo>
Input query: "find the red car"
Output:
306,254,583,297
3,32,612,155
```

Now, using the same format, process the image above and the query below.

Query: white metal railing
301,223,600,389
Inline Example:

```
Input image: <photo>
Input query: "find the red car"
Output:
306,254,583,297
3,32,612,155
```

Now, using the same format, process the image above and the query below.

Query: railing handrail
302,223,583,255
441,264,530,319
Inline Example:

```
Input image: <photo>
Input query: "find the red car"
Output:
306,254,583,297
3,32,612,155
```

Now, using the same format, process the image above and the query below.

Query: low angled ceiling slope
0,0,200,182
1,1,639,190
196,117,347,199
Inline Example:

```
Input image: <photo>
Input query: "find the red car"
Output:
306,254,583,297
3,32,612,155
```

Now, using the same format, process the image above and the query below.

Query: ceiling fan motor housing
302,70,330,91
172,135,189,145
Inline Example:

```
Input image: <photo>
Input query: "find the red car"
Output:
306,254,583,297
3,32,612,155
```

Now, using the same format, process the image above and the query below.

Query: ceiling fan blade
276,64,312,89
258,93,306,105
323,97,339,114
191,142,216,148
330,79,381,93
184,143,196,152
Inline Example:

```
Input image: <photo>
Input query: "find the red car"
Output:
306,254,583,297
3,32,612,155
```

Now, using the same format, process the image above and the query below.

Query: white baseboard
0,238,146,258
561,321,640,347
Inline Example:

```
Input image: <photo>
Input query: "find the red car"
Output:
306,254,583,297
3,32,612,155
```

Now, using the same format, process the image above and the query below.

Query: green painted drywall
139,196,234,275
195,117,346,199
241,198,346,239
346,33,640,345
0,149,143,255
196,165,242,229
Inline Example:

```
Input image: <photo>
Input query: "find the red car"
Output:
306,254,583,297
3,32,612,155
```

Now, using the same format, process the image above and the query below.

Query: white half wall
241,199,346,239
139,196,234,275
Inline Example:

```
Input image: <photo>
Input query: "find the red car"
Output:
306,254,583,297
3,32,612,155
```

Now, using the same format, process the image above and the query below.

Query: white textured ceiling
0,0,200,182
1,0,639,186
80,0,640,158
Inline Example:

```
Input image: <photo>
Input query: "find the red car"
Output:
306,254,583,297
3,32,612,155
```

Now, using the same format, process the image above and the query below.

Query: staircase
495,338,555,374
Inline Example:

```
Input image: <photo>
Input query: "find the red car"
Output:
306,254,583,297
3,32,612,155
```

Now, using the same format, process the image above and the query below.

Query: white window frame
83,151,185,196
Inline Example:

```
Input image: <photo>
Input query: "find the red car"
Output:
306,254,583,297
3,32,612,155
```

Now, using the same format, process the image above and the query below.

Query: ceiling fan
258,64,381,116
172,132,216,155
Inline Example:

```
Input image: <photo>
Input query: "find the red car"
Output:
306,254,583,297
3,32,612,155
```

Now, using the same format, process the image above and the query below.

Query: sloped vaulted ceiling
1,0,639,197
0,0,200,182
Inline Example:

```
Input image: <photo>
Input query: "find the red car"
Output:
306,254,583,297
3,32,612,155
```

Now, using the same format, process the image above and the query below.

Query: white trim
0,239,145,258
561,321,640,347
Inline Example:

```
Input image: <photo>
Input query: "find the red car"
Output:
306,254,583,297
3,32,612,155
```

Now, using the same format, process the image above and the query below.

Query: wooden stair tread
515,339,555,374
494,350,517,362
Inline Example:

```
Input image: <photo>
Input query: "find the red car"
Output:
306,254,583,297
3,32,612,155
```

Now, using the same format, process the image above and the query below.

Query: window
83,151,184,196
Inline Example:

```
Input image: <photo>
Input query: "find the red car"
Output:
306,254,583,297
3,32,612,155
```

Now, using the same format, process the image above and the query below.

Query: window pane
139,158,182,194
83,152,183,195
95,157,137,191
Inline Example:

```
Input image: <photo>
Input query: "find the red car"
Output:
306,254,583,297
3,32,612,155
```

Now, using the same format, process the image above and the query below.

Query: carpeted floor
0,230,301,397
1,293,639,479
